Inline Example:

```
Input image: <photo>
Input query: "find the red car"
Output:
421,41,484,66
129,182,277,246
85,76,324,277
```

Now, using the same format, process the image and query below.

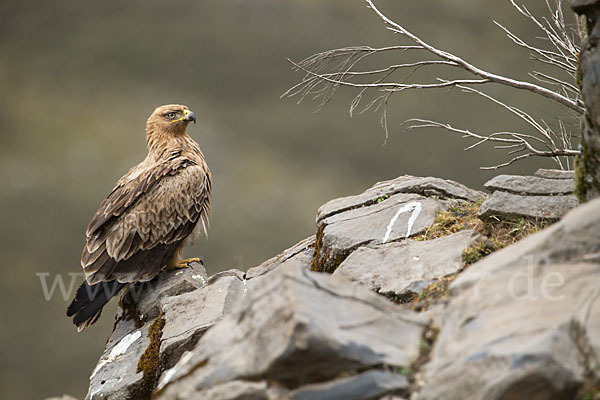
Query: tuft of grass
382,291,418,304
480,215,551,250
415,198,551,262
413,199,484,241
462,239,497,265
410,274,458,312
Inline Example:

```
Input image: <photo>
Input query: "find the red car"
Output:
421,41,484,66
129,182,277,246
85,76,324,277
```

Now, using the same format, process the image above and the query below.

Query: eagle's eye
166,112,176,120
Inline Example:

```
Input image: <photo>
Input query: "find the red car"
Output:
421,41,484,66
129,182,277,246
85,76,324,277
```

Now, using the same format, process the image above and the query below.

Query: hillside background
0,0,576,398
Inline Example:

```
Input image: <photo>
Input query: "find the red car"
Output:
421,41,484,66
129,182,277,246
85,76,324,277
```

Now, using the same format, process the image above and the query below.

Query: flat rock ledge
78,174,599,400
155,264,426,400
312,176,486,274
479,169,578,220
421,197,600,400
333,229,482,297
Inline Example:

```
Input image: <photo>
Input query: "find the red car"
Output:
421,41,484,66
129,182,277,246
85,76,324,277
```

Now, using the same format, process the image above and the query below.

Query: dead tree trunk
573,0,600,201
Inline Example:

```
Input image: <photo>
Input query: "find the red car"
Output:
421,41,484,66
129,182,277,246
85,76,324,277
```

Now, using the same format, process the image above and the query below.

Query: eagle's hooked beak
183,109,196,124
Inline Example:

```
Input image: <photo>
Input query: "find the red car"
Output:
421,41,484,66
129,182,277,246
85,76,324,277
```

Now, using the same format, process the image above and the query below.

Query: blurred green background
0,0,578,398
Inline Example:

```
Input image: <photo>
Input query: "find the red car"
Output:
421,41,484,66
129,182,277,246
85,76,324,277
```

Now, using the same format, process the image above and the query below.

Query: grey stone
86,325,151,400
86,263,211,399
45,396,78,400
534,168,575,180
478,191,578,220
317,175,485,222
484,174,573,195
334,230,481,296
159,273,245,369
420,262,600,400
106,262,208,350
245,245,313,293
291,370,408,400
132,261,208,318
454,197,600,292
155,264,426,399
245,236,315,280
316,193,442,272
206,269,245,285
419,199,600,399
187,380,288,400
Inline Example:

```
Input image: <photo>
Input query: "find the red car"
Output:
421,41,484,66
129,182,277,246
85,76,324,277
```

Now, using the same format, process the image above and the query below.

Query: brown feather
70,104,211,330
79,104,211,286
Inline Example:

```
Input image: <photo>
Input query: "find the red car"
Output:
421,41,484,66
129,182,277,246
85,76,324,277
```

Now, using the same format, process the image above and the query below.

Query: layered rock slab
317,175,485,222
291,370,409,400
478,191,578,220
534,168,575,180
86,263,208,400
155,264,427,399
313,176,487,273
479,172,577,220
159,274,245,370
85,263,248,400
421,262,600,400
106,261,208,351
334,230,481,296
315,193,442,272
188,380,288,400
484,174,574,195
419,198,600,400
455,196,600,292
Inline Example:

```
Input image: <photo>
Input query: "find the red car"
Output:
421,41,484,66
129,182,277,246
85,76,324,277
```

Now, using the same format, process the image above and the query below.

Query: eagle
67,104,211,331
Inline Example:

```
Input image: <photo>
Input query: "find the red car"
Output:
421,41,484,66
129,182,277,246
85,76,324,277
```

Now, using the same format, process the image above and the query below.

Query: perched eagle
67,104,211,331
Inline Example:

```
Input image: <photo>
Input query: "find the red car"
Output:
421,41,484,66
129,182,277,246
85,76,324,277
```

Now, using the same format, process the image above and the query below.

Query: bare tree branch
285,0,583,170
405,118,578,170
364,0,583,113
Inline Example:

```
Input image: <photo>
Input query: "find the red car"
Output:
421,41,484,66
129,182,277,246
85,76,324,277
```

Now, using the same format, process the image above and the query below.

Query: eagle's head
146,104,196,136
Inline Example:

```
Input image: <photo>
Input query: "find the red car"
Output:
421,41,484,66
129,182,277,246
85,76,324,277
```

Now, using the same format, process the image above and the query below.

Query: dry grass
414,198,551,258
406,199,553,311
413,199,484,241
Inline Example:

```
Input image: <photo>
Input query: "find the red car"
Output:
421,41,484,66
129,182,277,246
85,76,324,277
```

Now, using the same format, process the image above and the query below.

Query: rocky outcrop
478,169,578,220
79,172,600,400
87,262,213,400
421,197,600,400
312,175,485,273
333,229,481,297
155,264,426,400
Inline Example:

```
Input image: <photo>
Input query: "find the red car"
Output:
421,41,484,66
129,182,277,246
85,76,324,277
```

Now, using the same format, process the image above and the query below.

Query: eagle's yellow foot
173,257,202,269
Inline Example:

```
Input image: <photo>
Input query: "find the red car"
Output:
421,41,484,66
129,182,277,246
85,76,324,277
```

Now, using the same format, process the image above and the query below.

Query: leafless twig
284,0,582,170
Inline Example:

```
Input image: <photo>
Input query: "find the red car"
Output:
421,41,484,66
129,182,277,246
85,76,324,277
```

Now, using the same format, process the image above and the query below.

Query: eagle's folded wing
81,162,210,284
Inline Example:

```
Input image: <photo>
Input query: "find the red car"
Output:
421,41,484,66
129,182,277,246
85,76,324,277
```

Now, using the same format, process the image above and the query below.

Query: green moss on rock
575,145,588,203
136,313,166,399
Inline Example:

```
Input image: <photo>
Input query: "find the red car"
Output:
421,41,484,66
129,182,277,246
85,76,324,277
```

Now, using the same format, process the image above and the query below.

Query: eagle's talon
174,257,202,269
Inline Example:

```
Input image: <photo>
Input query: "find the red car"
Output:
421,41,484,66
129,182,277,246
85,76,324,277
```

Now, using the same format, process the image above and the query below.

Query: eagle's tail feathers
66,280,126,331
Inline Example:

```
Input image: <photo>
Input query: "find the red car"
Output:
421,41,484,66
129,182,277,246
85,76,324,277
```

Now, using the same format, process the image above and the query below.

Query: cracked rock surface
155,264,426,399
333,229,481,297
479,169,578,220
420,197,600,400
80,173,596,400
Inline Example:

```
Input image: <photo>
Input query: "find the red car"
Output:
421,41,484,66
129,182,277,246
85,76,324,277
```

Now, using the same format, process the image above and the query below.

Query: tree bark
573,0,600,201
